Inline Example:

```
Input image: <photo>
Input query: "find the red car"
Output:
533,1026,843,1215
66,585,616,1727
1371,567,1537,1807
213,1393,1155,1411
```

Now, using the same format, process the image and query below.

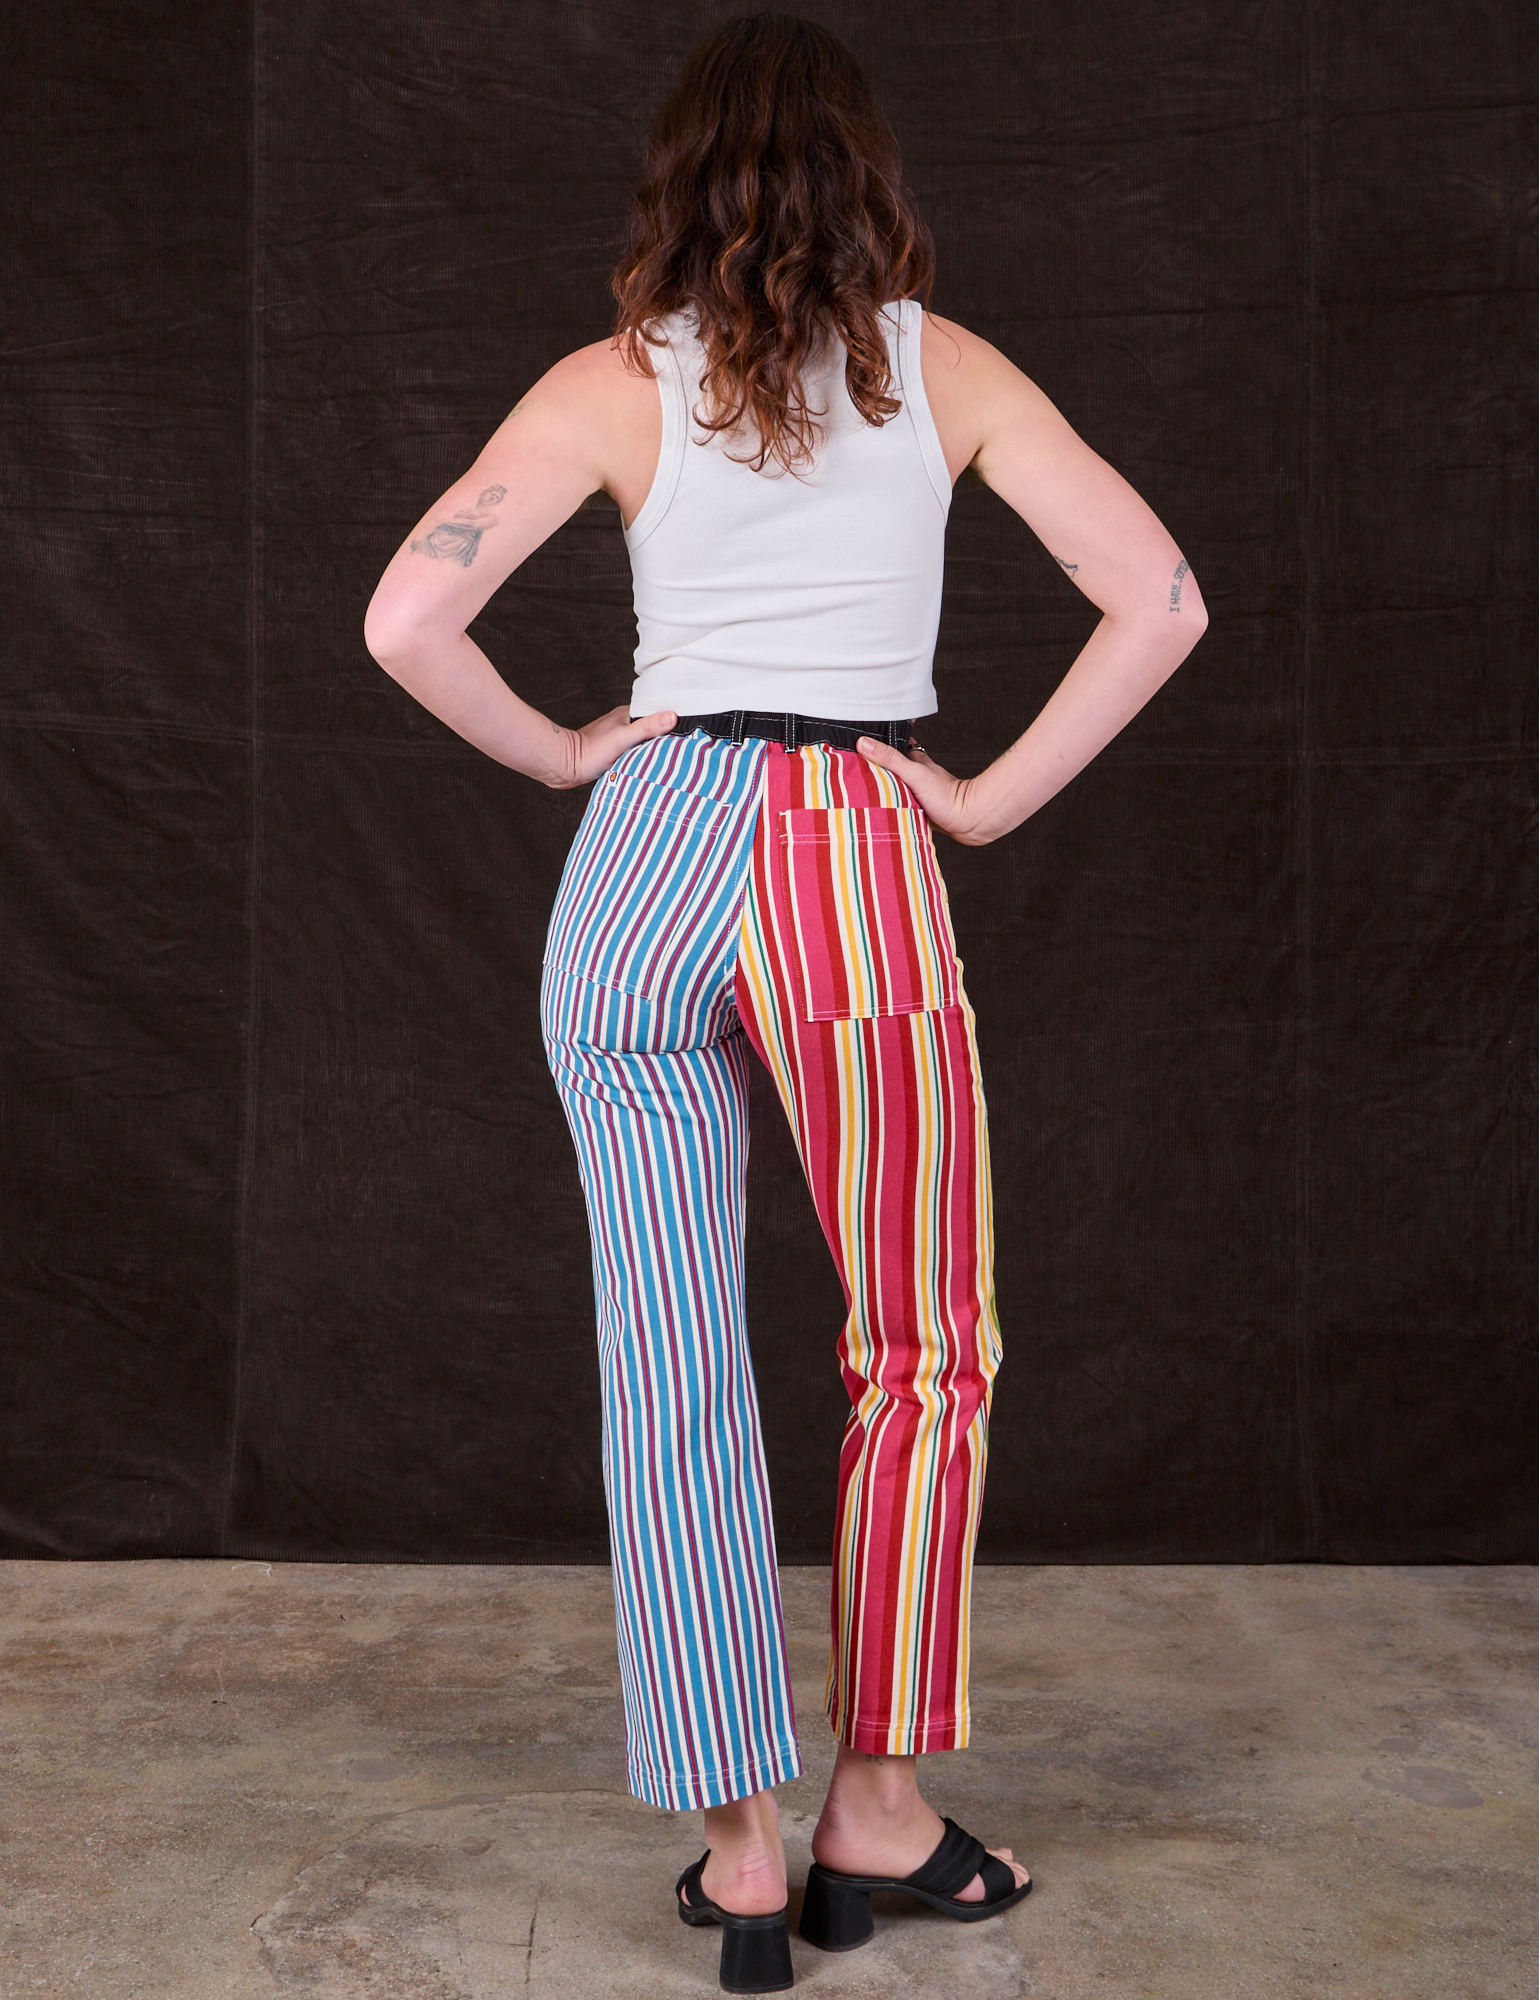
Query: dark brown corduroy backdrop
2,4,1535,1562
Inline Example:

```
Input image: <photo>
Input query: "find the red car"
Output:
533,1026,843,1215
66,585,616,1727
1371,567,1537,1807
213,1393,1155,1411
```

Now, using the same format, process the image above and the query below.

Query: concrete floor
1,1563,1534,1999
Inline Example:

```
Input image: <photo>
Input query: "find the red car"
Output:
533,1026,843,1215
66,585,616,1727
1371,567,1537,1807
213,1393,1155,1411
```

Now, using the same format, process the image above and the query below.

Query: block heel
675,1852,795,1993
797,1862,875,1951
718,1913,795,1993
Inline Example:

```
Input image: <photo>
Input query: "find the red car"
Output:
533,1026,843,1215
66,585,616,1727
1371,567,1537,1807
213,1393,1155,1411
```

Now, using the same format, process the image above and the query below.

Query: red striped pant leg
732,741,1004,1755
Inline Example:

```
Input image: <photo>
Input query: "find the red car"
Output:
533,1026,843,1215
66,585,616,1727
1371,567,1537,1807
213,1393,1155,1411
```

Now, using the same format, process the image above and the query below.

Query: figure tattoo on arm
409,484,508,568
1053,554,1079,575
1168,558,1190,612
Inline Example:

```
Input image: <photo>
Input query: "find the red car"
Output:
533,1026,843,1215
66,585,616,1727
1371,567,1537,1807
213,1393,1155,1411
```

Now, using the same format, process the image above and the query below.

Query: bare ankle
820,1745,924,1819
703,1790,784,1868
700,1790,786,1914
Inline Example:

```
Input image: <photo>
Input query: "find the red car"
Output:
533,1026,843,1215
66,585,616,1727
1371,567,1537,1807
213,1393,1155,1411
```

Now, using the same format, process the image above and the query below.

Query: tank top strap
891,299,952,514
626,313,691,548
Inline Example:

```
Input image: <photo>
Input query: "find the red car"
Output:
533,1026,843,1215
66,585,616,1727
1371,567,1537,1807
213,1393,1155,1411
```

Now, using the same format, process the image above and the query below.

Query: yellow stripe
737,744,1001,1753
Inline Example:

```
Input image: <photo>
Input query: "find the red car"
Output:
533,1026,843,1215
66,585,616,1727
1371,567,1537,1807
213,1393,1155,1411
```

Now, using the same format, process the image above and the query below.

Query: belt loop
783,711,797,754
730,709,745,748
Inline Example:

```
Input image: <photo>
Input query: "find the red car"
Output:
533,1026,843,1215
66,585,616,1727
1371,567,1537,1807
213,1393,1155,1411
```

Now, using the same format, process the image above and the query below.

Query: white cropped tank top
624,298,951,721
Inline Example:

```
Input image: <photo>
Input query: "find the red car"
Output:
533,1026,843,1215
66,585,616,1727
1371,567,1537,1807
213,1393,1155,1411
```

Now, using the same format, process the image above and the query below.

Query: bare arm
362,339,674,787
857,313,1209,842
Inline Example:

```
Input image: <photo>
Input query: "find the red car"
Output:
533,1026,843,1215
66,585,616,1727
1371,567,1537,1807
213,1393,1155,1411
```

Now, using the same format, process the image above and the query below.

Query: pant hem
627,1736,804,1812
834,1711,971,1756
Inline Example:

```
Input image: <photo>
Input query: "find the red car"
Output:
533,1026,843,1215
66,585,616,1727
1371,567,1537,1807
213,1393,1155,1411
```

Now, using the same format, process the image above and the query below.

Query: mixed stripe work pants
540,729,1003,1810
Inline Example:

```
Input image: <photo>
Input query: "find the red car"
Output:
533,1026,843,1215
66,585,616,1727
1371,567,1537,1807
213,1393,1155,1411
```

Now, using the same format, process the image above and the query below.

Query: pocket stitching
605,766,736,831
778,806,959,1024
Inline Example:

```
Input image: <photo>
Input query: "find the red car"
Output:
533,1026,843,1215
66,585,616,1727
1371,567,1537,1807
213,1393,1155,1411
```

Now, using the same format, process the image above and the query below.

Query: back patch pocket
778,805,960,1023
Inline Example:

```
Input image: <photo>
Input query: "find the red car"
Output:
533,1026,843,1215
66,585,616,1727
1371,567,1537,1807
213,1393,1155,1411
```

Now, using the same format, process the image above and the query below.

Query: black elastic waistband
667,710,914,752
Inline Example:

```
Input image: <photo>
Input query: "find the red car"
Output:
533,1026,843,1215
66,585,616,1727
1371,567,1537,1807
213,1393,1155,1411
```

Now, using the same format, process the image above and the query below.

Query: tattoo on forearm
409,484,508,568
1054,555,1079,575
1168,558,1190,612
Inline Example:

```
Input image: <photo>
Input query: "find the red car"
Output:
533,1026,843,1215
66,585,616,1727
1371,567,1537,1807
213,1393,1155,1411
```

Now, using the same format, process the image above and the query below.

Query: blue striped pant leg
538,731,799,1811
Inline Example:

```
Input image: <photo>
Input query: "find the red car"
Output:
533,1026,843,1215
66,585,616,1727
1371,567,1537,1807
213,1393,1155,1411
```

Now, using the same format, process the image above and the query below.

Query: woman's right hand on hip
546,707,678,789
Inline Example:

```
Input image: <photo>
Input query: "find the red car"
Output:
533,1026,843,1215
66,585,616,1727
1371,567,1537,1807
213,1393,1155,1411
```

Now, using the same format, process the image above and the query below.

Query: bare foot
811,1746,1029,1903
699,1787,787,1916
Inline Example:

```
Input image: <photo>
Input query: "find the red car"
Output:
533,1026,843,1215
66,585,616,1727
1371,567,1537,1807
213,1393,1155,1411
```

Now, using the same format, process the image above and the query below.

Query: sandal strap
675,1852,710,1908
903,1816,990,1900
976,1849,1019,1904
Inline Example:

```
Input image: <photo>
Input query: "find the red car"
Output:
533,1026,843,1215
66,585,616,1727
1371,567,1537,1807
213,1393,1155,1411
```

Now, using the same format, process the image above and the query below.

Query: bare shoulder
478,333,661,527
512,333,658,430
919,310,1004,373
916,310,1063,482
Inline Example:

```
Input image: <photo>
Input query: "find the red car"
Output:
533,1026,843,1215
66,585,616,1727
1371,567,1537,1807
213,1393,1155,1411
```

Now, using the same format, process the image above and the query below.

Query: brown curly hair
611,14,936,476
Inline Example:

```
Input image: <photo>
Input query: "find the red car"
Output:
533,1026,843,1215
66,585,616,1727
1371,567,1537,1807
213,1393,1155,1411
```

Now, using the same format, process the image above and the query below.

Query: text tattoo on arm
409,484,508,567
1168,558,1190,612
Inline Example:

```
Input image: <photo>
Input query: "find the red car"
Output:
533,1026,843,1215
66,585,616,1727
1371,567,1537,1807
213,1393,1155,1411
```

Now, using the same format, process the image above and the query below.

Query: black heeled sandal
676,1851,795,1993
798,1815,1032,1952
